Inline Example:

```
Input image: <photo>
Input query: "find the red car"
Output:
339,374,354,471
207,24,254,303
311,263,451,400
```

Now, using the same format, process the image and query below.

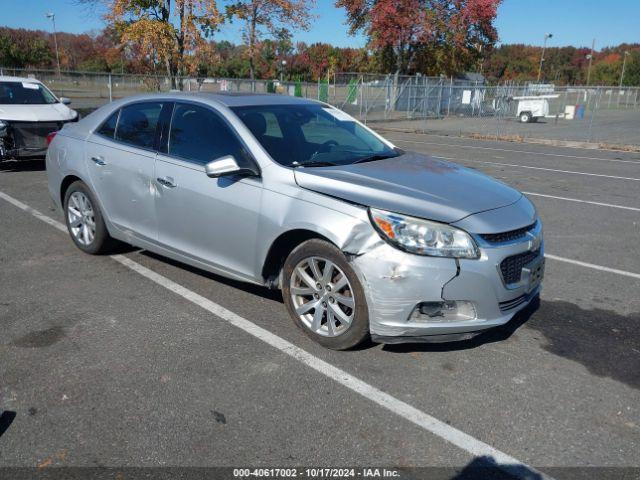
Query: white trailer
512,94,559,123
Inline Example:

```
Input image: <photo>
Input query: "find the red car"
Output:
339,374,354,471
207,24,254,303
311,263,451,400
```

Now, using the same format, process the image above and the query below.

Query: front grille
10,121,65,149
500,249,540,284
480,222,536,244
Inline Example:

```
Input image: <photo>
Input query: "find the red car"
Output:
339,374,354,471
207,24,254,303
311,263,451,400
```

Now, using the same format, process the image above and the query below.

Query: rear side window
169,103,247,165
115,102,163,149
97,110,119,138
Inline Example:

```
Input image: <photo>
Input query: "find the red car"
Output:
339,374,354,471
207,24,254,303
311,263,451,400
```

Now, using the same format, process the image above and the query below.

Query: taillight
46,131,57,146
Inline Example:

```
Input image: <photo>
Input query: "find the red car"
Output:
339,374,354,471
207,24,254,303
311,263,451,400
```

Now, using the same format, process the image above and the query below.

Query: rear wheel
63,181,116,254
282,239,369,350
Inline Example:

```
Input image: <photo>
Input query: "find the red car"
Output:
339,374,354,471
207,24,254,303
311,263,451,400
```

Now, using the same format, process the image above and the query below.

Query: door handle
156,177,177,188
91,156,106,166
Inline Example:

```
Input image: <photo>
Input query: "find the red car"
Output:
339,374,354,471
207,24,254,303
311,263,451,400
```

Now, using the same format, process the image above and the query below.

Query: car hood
294,151,522,224
0,103,76,122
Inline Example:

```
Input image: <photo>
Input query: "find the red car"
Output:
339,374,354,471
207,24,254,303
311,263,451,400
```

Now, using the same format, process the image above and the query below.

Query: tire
519,112,531,123
282,239,369,350
63,180,116,255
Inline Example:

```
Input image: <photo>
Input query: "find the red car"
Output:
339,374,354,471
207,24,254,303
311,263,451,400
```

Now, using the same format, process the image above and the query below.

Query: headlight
369,208,479,259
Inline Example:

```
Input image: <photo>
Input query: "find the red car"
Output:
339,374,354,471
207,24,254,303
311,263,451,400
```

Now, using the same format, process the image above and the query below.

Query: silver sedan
46,93,544,350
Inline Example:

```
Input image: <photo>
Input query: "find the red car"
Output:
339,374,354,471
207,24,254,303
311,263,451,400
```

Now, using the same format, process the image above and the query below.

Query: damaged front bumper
0,120,71,160
350,235,543,343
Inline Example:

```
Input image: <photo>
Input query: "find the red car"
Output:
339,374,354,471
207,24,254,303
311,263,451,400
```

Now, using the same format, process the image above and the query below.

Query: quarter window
169,103,247,165
115,102,163,149
96,110,119,139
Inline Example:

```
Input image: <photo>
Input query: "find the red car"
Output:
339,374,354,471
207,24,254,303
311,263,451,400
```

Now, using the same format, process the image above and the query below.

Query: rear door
154,102,263,281
85,101,167,242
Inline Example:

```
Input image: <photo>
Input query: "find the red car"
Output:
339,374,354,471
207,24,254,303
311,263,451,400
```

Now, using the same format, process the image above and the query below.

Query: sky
1,0,639,50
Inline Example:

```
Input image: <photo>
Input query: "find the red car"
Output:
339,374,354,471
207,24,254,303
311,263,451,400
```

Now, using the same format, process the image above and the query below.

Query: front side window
168,103,247,165
115,102,163,149
0,81,58,105
231,104,399,167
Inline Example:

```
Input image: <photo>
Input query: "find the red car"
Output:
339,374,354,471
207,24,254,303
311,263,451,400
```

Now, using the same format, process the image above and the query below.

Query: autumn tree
336,0,501,76
79,0,222,87
0,28,51,68
225,0,315,80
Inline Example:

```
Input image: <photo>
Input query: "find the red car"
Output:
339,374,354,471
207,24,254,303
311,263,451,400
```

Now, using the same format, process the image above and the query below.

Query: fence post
588,88,602,143
447,77,453,117
108,74,113,102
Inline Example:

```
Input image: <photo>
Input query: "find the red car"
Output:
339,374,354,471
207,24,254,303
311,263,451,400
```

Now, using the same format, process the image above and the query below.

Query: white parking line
522,192,640,212
0,190,550,479
387,137,640,165
544,254,640,280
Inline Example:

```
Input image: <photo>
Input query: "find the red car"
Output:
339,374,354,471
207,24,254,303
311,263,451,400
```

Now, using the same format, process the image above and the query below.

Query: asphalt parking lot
374,109,640,148
1,132,639,479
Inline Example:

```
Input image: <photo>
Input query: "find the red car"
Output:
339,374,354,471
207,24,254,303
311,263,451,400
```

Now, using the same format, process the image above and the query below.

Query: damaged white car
46,93,544,350
0,76,78,160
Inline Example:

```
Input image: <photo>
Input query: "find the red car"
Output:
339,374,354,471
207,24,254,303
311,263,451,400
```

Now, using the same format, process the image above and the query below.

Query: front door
154,102,263,281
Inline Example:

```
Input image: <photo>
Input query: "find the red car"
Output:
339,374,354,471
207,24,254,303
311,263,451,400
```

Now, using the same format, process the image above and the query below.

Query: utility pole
586,38,595,86
537,33,553,82
45,13,61,76
620,51,630,87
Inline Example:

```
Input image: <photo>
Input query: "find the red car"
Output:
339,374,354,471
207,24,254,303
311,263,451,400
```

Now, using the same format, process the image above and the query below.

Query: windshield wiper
351,153,398,165
292,160,339,168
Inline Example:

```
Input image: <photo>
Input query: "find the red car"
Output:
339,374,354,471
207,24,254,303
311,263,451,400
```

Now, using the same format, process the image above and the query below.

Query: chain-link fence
333,74,640,148
2,67,639,148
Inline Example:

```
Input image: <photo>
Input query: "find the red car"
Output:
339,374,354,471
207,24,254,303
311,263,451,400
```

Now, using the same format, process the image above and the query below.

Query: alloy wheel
289,256,355,337
67,191,96,246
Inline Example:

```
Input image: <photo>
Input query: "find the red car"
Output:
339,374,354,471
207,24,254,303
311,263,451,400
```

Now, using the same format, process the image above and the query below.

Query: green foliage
78,57,111,72
591,62,621,86
294,78,302,97
0,29,51,68
622,51,640,87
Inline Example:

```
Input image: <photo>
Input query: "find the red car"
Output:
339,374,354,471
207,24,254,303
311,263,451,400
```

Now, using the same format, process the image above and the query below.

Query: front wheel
282,239,369,350
63,180,116,255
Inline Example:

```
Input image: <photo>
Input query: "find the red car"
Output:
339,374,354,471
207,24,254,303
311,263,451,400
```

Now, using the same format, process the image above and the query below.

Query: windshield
231,104,400,167
0,81,58,105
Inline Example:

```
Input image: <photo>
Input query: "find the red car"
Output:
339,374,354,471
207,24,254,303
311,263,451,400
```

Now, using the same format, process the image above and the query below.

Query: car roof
62,91,328,140
0,76,43,84
107,91,321,108
194,92,319,107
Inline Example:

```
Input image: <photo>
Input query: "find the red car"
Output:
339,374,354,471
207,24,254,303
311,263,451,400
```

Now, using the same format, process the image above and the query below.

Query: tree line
1,0,638,86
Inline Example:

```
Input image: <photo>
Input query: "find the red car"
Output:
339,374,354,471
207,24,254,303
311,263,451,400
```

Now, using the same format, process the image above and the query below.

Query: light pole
537,33,553,83
620,51,631,87
586,38,595,86
280,60,287,82
45,13,61,76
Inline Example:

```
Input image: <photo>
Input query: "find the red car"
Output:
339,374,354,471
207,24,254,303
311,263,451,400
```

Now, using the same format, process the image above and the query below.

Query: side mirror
60,97,72,105
204,155,258,178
